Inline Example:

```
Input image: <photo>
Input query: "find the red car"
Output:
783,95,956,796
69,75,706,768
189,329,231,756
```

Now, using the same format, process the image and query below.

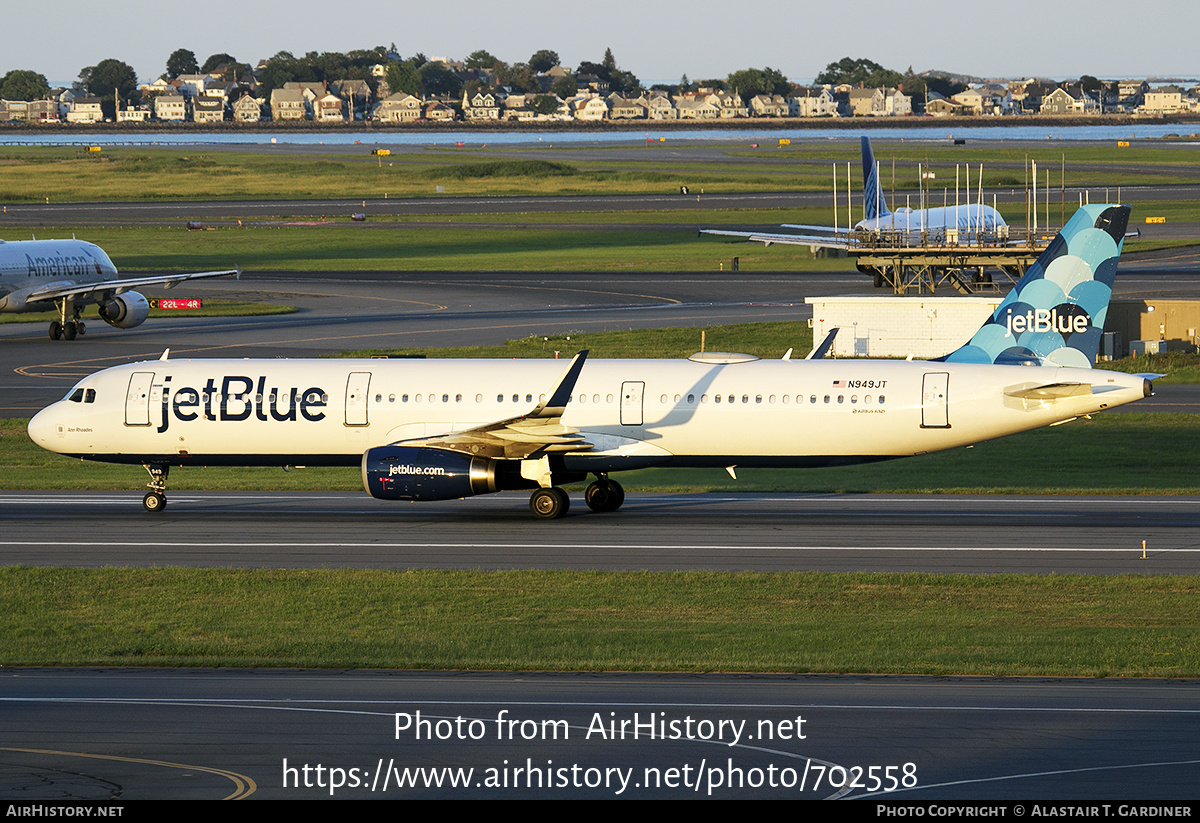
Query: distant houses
3,60,1198,127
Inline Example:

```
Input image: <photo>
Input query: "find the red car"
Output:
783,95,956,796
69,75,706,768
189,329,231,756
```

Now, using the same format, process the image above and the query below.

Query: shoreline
3,113,1200,137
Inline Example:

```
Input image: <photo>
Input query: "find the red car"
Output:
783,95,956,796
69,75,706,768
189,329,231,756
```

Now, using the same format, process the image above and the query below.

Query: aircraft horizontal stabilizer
1004,382,1092,400
700,228,849,249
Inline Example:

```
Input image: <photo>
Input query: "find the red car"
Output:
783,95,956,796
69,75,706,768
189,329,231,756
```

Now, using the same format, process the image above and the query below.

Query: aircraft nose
27,405,64,452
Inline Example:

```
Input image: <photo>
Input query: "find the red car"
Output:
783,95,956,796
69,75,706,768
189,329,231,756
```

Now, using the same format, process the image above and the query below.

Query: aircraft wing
700,228,850,250
26,268,240,303
400,350,595,460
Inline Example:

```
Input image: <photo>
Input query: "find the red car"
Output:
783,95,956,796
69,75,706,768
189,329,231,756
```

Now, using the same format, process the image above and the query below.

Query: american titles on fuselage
23,252,103,279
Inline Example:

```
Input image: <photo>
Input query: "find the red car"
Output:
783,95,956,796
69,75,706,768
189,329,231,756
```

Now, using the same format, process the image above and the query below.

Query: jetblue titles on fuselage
155,375,328,433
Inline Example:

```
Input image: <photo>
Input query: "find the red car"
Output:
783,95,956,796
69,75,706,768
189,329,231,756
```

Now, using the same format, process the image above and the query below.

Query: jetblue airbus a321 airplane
29,204,1153,519
0,237,237,340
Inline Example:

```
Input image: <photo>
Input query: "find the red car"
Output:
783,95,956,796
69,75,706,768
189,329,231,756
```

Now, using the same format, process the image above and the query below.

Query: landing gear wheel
585,478,625,513
143,492,167,513
49,321,62,340
873,271,884,288
63,321,77,341
75,321,85,336
530,487,569,520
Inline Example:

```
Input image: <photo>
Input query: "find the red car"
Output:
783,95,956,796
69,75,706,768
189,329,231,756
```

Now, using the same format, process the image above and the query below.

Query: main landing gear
48,319,86,340
142,463,168,512
584,475,624,513
528,475,625,520
49,299,86,341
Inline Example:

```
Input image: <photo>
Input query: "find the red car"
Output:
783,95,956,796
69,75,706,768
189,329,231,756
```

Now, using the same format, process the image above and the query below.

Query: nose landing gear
142,463,168,512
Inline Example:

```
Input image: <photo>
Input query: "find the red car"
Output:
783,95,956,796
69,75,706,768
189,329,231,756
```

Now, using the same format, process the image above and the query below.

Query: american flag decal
832,380,844,387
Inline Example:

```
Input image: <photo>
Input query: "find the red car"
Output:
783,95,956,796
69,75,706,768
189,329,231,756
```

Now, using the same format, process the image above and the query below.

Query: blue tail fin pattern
940,204,1131,368
861,137,890,221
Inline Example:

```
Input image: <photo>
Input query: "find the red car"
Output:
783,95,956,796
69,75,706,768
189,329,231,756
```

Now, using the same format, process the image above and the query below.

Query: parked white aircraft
0,238,237,340
701,136,1007,249
29,205,1153,518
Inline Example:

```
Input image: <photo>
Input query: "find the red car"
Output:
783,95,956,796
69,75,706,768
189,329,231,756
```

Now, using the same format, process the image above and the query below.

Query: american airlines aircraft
0,238,237,340
701,136,1007,249
28,204,1152,519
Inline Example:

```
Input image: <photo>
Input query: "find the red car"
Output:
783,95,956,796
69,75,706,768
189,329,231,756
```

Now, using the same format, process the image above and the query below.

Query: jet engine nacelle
362,445,499,501
98,292,150,329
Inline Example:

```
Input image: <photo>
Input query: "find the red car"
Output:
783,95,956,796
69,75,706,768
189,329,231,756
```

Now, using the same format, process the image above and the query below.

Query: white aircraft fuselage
852,202,1005,237
0,239,119,309
29,356,1149,475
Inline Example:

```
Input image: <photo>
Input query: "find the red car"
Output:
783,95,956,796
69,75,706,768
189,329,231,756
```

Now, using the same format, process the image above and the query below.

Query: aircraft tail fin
861,137,890,221
938,204,1131,368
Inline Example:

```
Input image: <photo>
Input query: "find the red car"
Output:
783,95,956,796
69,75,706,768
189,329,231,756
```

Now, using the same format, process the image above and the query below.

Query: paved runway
1,492,1196,574
3,669,1197,800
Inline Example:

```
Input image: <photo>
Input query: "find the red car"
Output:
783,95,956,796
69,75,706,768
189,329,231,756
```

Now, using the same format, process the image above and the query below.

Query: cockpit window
85,388,96,403
69,388,84,403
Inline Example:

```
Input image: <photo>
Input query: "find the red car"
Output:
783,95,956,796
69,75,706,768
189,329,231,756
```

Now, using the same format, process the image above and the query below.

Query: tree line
6,51,1074,120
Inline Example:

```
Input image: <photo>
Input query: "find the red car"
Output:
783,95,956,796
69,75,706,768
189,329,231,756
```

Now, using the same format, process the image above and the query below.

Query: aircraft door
345,372,372,426
921,372,950,428
620,381,644,426
124,372,155,426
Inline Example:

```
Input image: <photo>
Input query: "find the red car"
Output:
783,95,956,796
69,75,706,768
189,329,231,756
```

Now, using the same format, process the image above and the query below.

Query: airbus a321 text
30,205,1154,519
0,237,237,340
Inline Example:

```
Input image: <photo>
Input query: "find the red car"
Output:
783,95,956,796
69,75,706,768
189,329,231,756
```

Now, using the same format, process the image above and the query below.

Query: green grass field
7,223,830,272
2,568,1197,675
3,143,1199,206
